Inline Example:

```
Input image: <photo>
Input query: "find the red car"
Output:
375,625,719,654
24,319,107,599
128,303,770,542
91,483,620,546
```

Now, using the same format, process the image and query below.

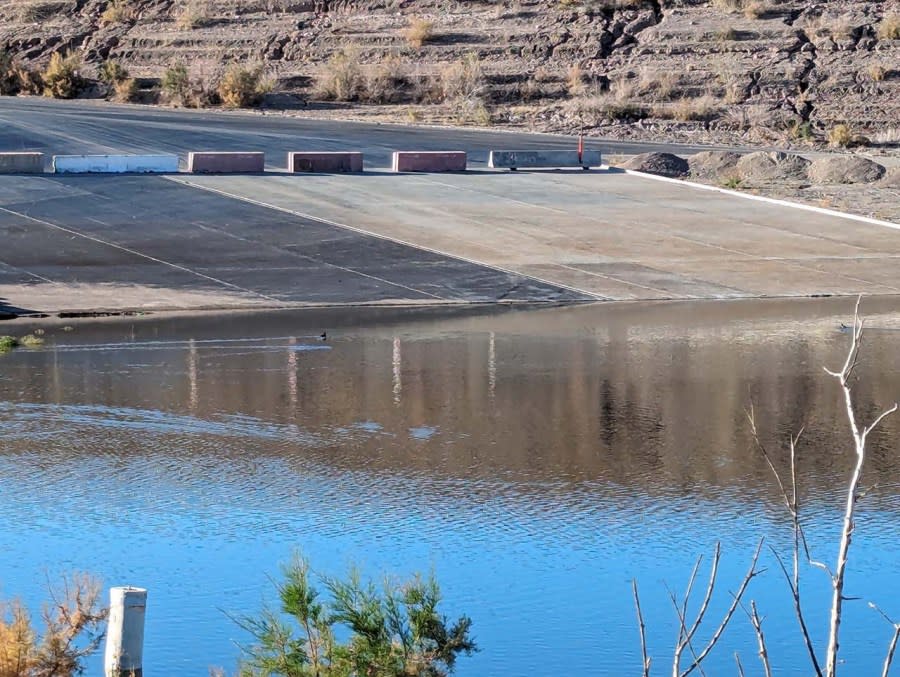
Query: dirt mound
807,156,886,184
688,151,741,181
737,152,811,184
623,152,689,178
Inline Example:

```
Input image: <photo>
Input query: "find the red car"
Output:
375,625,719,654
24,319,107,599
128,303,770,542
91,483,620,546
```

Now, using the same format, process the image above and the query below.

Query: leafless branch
740,599,772,677
868,602,900,677
633,579,651,677
748,408,824,676
823,299,898,677
734,652,745,677
679,539,765,677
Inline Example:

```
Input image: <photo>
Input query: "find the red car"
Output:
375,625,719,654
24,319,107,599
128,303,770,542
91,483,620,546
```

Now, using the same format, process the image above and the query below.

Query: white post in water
104,586,147,677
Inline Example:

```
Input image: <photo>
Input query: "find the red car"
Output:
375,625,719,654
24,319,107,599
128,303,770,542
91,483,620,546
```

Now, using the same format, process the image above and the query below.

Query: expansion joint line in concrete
0,205,282,303
166,177,605,302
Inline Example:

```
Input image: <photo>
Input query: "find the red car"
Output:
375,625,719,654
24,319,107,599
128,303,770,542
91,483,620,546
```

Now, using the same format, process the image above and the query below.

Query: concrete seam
619,168,900,231
0,205,282,303
165,176,605,301
186,220,446,301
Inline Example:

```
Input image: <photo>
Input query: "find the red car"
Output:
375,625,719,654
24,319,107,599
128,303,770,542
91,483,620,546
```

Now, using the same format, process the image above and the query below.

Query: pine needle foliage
235,555,476,677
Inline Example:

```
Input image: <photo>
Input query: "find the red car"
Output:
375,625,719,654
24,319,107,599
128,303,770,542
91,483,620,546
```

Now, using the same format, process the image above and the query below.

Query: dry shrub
671,94,719,121
42,52,82,99
877,13,900,40
569,94,647,122
217,64,271,108
639,67,678,100
566,63,585,97
175,0,211,30
715,26,739,41
867,63,887,81
827,123,852,147
14,68,43,95
742,1,770,19
0,600,33,675
0,574,107,677
100,0,135,25
317,51,364,101
439,53,486,102
0,51,18,95
404,17,434,48
113,78,137,102
452,98,491,125
366,53,408,103
16,1,69,23
802,13,855,39
98,60,128,85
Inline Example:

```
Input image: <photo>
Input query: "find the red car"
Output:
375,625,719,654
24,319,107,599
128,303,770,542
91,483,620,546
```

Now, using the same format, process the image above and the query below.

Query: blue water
1,300,899,676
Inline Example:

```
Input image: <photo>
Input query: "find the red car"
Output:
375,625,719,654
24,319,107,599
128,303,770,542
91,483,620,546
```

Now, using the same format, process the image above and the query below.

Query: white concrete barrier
104,586,147,677
488,150,602,170
52,155,179,174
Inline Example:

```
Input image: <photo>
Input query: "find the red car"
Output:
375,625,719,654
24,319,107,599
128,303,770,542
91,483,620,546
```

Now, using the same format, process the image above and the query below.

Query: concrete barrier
391,151,467,173
188,152,265,174
288,152,363,173
0,152,45,174
488,150,602,170
52,155,179,174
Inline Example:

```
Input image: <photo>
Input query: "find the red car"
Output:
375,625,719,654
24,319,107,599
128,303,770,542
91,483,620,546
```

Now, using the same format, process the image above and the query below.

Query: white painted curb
618,167,900,232
52,154,179,174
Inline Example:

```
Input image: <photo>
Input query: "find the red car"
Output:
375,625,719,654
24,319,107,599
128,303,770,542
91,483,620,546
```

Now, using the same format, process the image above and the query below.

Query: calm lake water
2,298,900,676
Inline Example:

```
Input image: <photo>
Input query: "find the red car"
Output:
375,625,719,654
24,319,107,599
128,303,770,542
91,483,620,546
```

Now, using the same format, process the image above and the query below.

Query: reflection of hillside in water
3,299,899,509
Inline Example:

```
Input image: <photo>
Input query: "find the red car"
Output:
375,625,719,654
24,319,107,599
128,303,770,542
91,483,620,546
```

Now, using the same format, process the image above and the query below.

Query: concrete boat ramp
1,101,899,317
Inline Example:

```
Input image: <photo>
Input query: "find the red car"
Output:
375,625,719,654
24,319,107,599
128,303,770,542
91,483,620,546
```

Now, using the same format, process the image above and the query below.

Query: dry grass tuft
670,94,720,121
16,1,69,23
404,17,435,48
827,123,852,147
439,53,486,103
175,0,211,30
366,53,409,104
566,63,586,97
877,13,900,40
42,52,82,99
638,67,678,101
99,0,135,26
802,13,856,39
867,63,888,81
317,50,364,101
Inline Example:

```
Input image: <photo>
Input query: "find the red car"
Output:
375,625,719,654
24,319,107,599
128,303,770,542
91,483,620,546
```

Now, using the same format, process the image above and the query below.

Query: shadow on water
1,297,900,676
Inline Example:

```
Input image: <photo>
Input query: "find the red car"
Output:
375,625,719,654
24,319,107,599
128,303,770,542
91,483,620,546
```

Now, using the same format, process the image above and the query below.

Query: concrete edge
618,167,900,231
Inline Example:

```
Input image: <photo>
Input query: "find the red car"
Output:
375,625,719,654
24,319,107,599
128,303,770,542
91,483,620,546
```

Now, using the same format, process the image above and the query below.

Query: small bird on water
319,331,327,341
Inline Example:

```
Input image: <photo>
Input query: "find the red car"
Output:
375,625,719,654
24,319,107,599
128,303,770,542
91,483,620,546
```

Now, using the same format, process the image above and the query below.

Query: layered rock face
1,0,898,147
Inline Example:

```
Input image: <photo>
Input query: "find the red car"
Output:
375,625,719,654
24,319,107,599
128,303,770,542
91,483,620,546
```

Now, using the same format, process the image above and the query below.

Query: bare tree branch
823,300,898,677
633,579,651,677
748,409,824,676
868,602,900,677
679,539,765,677
734,652,745,677
740,599,772,677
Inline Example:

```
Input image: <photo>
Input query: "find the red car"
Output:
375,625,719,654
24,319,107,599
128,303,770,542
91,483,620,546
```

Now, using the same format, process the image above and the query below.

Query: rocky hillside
1,0,899,149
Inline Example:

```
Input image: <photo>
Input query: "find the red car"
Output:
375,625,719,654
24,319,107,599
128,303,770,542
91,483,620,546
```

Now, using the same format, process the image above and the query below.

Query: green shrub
42,52,83,99
161,62,191,104
99,60,128,84
236,555,476,677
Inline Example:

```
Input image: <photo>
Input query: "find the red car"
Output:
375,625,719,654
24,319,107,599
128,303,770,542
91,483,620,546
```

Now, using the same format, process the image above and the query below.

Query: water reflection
0,298,899,676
